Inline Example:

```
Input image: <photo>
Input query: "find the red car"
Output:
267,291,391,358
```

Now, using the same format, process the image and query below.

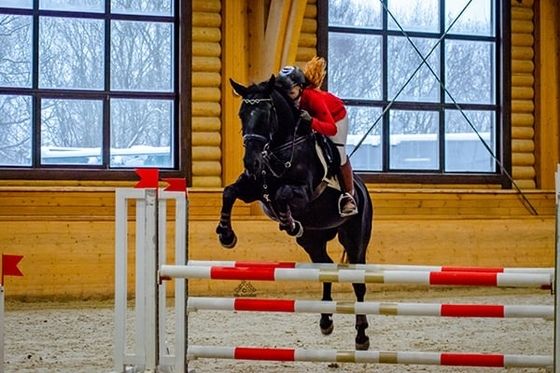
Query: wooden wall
511,0,537,188
0,187,555,300
192,0,223,187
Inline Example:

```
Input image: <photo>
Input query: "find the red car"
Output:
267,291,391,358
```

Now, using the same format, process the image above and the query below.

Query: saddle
313,133,342,194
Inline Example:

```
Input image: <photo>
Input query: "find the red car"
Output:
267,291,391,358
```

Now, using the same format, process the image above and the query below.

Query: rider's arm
300,89,338,137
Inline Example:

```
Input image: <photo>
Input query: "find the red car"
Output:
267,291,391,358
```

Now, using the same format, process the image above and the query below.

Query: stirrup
338,193,358,217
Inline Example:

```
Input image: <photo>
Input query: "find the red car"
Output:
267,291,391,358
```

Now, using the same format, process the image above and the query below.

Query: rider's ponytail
303,56,327,90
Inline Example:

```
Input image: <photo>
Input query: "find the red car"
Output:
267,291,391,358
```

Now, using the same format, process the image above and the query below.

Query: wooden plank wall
534,0,560,188
192,0,223,187
295,0,317,66
511,0,537,188
0,187,555,300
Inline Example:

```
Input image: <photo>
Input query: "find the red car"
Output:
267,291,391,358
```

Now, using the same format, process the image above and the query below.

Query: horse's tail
353,174,373,262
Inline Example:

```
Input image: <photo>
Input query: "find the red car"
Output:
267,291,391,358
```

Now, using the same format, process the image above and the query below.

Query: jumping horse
216,75,373,350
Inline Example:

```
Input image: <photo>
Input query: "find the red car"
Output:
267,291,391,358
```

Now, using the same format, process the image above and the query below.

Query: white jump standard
114,187,188,373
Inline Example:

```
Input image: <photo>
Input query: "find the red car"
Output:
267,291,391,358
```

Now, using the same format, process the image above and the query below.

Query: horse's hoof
320,315,334,335
219,233,237,249
288,221,303,238
355,336,370,351
320,323,334,335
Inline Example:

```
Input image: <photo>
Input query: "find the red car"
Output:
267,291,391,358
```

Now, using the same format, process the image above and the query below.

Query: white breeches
329,114,349,165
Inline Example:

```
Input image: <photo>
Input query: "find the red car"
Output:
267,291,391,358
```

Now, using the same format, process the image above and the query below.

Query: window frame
0,0,191,183
317,0,512,188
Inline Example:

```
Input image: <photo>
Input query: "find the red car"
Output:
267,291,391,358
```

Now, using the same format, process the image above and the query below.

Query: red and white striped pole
186,297,554,319
187,346,553,368
187,260,555,276
160,265,553,289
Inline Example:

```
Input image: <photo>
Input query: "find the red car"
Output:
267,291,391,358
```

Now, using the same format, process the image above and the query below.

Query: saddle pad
315,140,341,191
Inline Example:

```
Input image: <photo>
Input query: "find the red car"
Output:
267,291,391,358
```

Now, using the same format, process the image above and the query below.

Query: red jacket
299,89,346,137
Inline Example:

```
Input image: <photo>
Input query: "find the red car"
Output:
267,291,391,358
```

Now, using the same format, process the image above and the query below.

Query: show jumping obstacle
161,245,555,369
114,165,560,372
167,262,554,370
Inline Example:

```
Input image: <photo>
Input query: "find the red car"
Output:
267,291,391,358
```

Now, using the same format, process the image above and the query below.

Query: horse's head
230,75,298,176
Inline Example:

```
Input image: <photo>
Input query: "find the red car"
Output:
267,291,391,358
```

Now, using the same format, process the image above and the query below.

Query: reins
262,132,309,178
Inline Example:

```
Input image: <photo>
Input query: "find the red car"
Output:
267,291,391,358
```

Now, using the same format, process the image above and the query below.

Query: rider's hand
300,110,313,127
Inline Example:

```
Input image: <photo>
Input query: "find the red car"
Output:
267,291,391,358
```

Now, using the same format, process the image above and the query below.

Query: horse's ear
266,74,276,92
230,78,247,97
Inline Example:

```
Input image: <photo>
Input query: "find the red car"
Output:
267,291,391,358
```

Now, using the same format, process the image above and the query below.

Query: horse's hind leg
296,231,337,336
319,282,334,335
344,258,370,350
352,282,370,350
338,220,371,350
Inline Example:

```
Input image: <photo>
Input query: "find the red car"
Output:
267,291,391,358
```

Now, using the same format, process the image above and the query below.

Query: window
0,0,190,181
319,0,511,186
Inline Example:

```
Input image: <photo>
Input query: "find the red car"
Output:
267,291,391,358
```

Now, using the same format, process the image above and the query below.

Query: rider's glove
300,110,313,127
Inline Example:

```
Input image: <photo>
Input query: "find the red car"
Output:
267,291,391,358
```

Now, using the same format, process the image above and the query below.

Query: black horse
216,75,373,350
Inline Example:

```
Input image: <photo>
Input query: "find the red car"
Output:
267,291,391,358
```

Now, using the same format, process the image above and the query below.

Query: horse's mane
243,76,300,120
274,75,300,115
273,76,305,136
237,76,305,141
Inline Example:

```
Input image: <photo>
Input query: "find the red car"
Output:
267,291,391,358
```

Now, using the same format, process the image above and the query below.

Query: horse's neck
267,133,324,190
273,88,300,126
270,101,297,143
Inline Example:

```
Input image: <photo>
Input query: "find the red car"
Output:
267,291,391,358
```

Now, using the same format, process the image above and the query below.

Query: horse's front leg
274,185,309,237
216,174,258,248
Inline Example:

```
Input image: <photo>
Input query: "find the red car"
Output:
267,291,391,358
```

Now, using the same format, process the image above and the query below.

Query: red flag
134,168,159,188
2,254,23,285
163,178,187,193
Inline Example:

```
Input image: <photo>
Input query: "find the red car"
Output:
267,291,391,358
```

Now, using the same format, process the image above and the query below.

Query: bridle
240,93,310,207
241,95,307,179
240,88,330,210
241,97,274,147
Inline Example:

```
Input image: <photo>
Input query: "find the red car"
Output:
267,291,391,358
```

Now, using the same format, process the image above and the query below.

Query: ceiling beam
248,0,307,81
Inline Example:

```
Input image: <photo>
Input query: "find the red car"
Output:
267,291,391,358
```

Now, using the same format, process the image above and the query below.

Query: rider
277,57,358,217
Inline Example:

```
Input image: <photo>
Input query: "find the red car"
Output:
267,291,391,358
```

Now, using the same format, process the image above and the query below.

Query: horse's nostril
243,156,262,175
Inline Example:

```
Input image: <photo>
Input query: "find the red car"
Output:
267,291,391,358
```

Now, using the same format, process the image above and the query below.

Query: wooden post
534,1,560,188
222,0,248,186
554,164,560,372
0,286,4,373
261,0,308,74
